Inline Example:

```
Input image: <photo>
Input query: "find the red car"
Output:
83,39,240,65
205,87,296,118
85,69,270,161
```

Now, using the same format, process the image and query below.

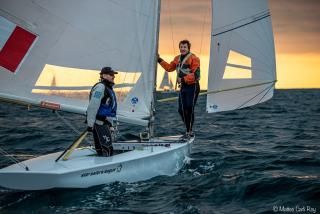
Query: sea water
0,90,319,213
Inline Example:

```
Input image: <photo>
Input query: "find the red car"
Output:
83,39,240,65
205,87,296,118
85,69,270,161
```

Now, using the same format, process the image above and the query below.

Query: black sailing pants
178,82,200,133
93,123,113,156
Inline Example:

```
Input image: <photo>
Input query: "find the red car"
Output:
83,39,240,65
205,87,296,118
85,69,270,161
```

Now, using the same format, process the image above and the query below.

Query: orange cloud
158,0,320,88
276,53,320,88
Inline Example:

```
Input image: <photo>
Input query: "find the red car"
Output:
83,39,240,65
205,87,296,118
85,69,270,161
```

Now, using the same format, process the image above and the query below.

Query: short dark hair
179,40,191,50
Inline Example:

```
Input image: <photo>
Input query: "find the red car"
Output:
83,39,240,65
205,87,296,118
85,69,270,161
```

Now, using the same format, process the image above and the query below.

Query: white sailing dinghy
159,72,174,92
0,0,276,190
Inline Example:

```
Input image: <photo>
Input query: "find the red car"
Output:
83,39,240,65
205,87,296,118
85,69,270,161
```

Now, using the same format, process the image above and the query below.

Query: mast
148,0,161,138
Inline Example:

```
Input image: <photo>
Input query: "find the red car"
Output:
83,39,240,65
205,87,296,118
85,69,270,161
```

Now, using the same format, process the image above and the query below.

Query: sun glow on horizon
275,53,320,89
33,53,320,93
157,53,320,90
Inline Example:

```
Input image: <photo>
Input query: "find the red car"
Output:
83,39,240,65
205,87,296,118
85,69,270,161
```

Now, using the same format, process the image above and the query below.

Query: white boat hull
0,136,193,190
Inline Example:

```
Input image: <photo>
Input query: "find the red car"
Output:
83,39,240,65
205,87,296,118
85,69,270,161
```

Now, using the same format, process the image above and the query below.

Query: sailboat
0,0,276,190
159,72,174,92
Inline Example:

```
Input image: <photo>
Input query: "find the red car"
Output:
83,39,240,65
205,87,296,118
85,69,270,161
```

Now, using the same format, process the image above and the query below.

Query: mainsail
0,0,160,126
207,0,276,113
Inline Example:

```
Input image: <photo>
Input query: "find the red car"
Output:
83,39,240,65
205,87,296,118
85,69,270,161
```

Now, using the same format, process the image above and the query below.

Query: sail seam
233,28,272,68
213,12,270,37
235,82,275,110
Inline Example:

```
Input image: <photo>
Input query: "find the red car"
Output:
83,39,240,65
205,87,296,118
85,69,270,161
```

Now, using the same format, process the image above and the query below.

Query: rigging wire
0,148,30,171
167,0,176,55
0,109,95,169
167,0,179,91
55,111,94,148
55,111,81,135
167,0,209,132
199,1,210,57
190,1,209,133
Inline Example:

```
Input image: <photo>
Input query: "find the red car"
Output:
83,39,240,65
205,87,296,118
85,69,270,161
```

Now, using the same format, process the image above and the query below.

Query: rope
189,82,198,133
179,87,187,133
0,148,30,171
55,111,93,147
158,81,277,102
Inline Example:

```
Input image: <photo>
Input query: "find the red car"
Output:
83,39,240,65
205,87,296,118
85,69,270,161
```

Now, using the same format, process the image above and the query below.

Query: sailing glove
157,54,163,63
87,126,93,132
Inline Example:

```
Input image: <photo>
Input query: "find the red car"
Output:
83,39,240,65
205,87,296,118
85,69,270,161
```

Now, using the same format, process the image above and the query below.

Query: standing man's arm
158,56,178,72
87,83,105,129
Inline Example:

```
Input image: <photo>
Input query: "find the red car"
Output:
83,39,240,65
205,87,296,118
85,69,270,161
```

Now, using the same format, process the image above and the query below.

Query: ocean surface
0,90,319,214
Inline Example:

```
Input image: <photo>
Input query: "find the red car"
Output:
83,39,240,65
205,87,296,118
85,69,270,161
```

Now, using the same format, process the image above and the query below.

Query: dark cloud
159,0,320,54
269,0,320,53
159,0,211,55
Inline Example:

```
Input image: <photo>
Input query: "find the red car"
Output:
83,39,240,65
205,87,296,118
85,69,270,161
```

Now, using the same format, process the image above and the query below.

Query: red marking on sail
0,26,37,73
40,101,61,110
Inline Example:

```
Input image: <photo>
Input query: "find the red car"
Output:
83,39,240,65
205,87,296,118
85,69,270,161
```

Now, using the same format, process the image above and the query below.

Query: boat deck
0,135,192,174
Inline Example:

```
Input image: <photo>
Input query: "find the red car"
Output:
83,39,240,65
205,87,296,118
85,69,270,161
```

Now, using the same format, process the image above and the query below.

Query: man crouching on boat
86,67,118,156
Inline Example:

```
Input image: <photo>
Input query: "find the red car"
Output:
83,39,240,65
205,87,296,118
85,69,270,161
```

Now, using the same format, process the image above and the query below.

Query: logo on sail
210,105,218,110
0,16,37,73
130,96,139,112
131,97,139,105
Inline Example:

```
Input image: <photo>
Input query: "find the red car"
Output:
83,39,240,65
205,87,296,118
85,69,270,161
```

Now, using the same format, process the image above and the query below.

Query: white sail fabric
0,0,160,126
207,0,276,113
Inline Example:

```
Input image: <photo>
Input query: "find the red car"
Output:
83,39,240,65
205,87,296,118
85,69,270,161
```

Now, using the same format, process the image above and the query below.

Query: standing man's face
179,43,189,55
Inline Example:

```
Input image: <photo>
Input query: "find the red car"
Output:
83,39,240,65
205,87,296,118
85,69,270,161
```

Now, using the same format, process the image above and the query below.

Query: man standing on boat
86,67,118,156
158,40,200,138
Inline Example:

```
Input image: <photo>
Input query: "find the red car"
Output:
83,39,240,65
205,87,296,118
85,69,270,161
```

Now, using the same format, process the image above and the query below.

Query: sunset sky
157,0,320,89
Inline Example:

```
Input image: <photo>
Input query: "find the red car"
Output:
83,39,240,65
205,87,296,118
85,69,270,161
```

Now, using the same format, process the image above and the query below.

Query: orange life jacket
159,52,200,85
